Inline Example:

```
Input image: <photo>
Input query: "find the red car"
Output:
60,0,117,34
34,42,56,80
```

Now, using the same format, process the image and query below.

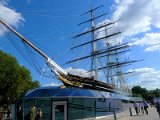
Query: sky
0,0,160,90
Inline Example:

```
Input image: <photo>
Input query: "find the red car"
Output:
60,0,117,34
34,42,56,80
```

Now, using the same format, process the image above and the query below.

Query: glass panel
56,89,73,96
23,99,34,119
15,99,23,120
26,89,60,98
35,98,51,120
55,105,64,120
83,98,95,118
68,98,96,120
68,98,83,120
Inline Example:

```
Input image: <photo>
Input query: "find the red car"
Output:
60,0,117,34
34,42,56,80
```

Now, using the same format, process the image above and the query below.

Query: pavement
97,107,160,120
127,107,159,120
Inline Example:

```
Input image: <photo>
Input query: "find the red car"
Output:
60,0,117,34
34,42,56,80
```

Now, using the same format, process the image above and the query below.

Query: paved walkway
97,107,159,120
127,107,159,120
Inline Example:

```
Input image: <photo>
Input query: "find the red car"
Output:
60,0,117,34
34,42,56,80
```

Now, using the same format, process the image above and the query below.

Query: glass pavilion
15,86,142,120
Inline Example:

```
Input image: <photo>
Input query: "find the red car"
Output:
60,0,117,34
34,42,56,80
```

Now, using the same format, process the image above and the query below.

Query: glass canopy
25,86,142,101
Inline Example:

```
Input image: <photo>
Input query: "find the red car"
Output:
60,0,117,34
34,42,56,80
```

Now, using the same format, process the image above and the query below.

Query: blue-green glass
35,98,51,120
83,98,95,118
68,98,83,120
23,99,34,118
55,105,64,120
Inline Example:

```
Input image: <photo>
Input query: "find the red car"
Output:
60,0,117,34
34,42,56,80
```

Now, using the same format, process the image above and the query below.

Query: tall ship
0,4,142,120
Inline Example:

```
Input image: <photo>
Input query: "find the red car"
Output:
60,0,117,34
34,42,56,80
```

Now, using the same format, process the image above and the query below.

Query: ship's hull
57,73,116,93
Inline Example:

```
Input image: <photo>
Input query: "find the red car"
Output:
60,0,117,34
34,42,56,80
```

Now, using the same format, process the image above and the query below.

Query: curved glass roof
25,86,105,98
24,86,142,101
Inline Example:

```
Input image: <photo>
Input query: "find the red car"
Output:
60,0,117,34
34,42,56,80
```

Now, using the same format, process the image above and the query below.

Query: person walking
35,108,42,120
30,105,36,120
143,101,149,115
155,101,160,118
139,102,144,114
133,102,139,115
6,109,11,120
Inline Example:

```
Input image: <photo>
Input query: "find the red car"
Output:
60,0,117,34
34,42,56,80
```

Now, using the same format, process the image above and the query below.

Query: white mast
90,3,98,80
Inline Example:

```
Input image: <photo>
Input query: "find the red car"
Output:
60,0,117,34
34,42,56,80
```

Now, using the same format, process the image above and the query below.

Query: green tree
132,86,160,102
132,86,141,94
141,88,148,99
0,50,40,107
152,88,160,98
132,86,148,99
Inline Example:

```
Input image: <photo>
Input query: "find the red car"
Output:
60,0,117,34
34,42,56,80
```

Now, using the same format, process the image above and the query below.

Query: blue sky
0,0,160,90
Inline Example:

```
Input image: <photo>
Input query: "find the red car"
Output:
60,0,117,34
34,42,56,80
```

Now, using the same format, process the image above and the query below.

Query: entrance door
52,101,67,120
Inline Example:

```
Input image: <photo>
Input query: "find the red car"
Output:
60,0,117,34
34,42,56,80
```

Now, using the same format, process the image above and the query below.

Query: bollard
113,110,117,120
129,107,132,116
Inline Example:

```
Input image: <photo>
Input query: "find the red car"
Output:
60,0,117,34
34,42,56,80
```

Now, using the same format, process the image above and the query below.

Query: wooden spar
80,5,103,16
0,19,67,75
66,44,129,64
0,19,48,59
107,71,133,77
73,19,121,38
94,59,143,71
71,32,121,49
78,12,108,26
98,49,130,59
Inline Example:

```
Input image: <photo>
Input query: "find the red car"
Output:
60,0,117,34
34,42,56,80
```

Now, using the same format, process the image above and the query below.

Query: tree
0,50,40,107
132,86,142,95
132,86,160,102
132,86,145,98
140,88,148,100
152,88,160,98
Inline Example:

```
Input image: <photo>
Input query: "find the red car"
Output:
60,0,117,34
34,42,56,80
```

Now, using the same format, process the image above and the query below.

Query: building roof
24,86,142,101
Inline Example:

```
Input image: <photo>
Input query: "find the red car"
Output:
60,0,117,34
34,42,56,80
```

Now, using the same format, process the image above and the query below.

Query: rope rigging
0,26,57,78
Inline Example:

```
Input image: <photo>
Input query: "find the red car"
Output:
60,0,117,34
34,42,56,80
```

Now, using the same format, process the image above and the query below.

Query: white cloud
106,0,160,89
95,19,123,46
127,67,160,89
112,0,160,37
66,67,94,78
129,32,160,52
0,0,24,36
111,0,160,52
97,0,160,50
43,82,62,86
130,33,160,46
115,0,120,4
145,44,160,52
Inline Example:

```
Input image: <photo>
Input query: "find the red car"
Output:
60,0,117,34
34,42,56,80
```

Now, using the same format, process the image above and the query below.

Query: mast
0,19,67,75
0,19,118,92
90,3,98,80
70,5,121,80
67,2,142,92
105,26,115,85
0,4,140,93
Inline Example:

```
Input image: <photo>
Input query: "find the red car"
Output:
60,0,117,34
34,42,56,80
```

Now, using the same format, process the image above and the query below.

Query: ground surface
97,107,159,120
